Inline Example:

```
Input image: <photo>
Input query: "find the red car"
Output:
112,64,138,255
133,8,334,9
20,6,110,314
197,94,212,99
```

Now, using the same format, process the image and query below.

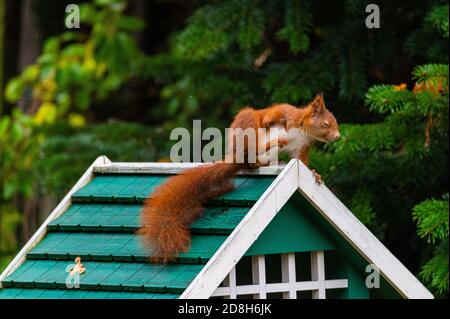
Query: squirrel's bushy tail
137,162,245,263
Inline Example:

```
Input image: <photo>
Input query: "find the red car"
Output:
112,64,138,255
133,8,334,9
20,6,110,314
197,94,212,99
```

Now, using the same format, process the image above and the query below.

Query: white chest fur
260,125,312,160
281,127,312,157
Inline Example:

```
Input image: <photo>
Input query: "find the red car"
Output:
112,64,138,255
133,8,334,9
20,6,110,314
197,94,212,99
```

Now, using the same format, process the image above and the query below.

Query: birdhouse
0,157,433,299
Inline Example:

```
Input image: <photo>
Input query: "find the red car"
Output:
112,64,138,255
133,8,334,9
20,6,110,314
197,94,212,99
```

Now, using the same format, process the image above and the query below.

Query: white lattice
212,251,348,299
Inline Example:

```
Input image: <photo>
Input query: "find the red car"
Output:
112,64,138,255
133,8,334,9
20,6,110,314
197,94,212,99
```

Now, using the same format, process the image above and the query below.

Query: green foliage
0,110,39,266
413,63,449,83
0,0,4,115
0,110,38,201
1,0,147,268
310,3,449,296
36,122,171,197
419,240,449,297
4,0,146,124
426,4,449,39
366,65,448,117
173,0,268,60
348,190,376,226
413,195,449,244
405,4,449,62
365,85,415,115
146,0,449,126
412,195,448,297
276,0,312,54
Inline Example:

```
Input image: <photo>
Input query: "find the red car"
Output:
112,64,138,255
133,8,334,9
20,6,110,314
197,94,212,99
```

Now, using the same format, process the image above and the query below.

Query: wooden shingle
0,160,271,298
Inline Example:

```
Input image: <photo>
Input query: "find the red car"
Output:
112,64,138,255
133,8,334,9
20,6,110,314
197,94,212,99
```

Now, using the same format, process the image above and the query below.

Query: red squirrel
138,94,340,263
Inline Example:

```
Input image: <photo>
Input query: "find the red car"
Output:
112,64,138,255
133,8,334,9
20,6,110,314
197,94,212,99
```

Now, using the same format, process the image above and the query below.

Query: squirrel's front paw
278,138,289,148
311,169,323,185
261,119,272,128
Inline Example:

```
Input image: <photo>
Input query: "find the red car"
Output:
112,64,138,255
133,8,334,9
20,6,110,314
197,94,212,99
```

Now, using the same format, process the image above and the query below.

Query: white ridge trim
93,162,286,175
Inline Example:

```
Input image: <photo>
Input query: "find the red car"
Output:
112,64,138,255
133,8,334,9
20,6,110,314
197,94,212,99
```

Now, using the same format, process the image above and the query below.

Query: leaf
75,90,91,110
3,182,17,201
118,16,145,31
79,3,97,24
68,113,87,128
43,37,61,54
5,78,24,102
419,241,449,297
0,116,11,139
56,92,71,112
237,5,265,49
277,0,312,54
425,5,449,38
22,65,41,82
34,103,58,125
413,196,449,244
10,122,24,144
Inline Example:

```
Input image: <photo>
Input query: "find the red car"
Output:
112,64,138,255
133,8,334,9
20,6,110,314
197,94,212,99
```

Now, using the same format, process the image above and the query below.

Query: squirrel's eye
321,122,329,128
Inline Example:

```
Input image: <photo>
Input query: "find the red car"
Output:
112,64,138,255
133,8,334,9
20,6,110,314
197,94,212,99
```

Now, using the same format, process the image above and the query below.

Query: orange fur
138,94,339,263
138,162,244,263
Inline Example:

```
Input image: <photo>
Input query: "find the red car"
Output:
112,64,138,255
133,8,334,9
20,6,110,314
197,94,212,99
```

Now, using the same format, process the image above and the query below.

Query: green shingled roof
0,171,275,299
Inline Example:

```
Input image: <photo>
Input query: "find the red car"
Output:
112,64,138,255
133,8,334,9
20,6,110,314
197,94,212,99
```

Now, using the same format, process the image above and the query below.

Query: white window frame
211,251,348,299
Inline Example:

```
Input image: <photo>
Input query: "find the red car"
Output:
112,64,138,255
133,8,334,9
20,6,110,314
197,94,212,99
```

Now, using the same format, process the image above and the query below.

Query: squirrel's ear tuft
310,93,325,114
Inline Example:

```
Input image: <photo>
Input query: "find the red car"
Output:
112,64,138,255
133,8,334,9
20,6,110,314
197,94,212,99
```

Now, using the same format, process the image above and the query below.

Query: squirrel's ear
310,93,325,114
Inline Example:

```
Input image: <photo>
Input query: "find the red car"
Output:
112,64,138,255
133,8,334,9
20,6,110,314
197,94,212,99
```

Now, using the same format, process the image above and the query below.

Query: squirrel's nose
333,132,340,140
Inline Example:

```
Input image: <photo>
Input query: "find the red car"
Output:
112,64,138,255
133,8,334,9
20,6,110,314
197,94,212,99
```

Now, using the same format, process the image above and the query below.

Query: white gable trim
0,156,111,287
295,160,433,299
180,159,300,298
181,159,434,299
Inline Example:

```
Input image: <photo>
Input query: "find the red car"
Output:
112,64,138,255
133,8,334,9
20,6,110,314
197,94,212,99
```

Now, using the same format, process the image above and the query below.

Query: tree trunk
17,0,40,113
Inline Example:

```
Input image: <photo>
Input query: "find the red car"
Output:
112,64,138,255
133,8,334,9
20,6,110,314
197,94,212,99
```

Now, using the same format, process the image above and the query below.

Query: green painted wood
248,192,402,299
37,289,68,299
99,263,145,290
219,176,274,205
72,174,275,205
245,198,337,256
8,260,59,288
122,263,165,292
3,260,202,293
369,276,402,299
144,264,204,294
343,263,370,299
15,289,45,299
0,260,37,286
0,288,179,299
34,261,75,289
296,193,403,299
48,203,249,234
72,175,168,202
27,232,227,263
0,172,275,298
80,262,124,290
0,288,22,298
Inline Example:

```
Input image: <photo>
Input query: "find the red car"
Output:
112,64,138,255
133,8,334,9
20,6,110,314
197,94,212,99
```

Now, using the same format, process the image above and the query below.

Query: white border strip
0,156,111,287
211,279,348,297
296,160,433,299
93,162,286,175
180,159,299,299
